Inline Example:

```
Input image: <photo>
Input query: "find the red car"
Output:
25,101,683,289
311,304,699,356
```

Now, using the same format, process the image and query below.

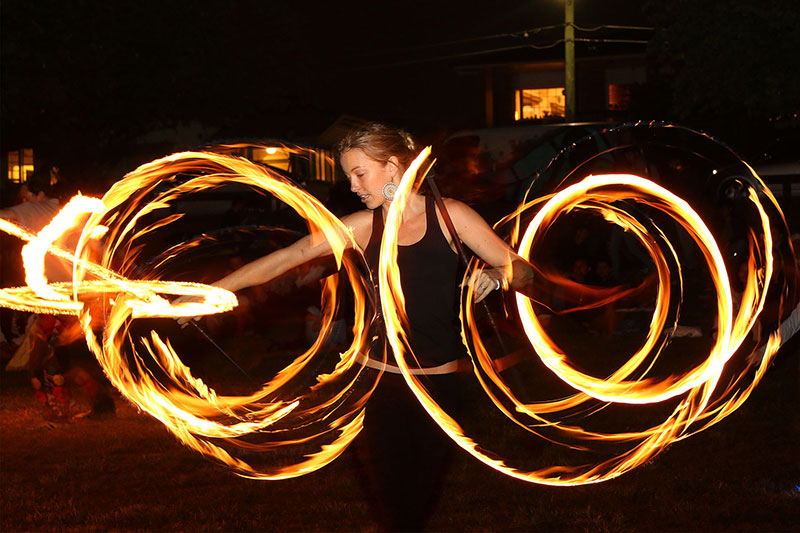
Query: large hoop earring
382,182,398,200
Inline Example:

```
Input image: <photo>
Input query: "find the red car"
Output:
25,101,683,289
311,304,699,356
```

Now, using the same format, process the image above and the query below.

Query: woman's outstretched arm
213,234,327,293
444,198,535,301
213,209,373,293
174,210,373,327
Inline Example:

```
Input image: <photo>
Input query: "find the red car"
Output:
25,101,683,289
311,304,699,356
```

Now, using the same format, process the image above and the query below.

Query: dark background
2,0,798,192
1,3,799,531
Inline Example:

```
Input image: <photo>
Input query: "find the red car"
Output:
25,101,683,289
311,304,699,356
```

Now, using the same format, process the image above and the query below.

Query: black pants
350,372,462,532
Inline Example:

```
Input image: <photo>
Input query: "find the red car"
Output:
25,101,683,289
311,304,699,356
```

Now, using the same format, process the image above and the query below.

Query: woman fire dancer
186,122,533,530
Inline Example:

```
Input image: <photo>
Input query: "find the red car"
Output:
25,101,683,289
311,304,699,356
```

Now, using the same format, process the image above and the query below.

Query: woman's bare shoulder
441,197,469,210
340,209,375,249
441,197,482,223
341,208,373,229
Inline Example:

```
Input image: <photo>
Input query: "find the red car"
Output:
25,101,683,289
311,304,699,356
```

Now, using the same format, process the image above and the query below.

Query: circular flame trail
380,149,789,486
0,151,381,480
0,135,793,485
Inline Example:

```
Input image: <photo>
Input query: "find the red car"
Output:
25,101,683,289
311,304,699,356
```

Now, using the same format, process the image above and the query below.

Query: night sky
1,2,648,158
1,1,798,186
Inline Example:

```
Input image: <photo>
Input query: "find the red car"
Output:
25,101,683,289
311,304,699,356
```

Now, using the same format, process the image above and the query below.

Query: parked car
751,130,800,231
434,122,612,221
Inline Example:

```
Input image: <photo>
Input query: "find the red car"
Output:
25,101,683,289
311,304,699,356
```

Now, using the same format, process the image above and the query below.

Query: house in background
457,52,648,128
426,16,654,129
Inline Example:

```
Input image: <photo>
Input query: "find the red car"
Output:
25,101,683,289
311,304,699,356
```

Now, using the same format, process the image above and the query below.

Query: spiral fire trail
1,124,795,485
377,125,795,486
1,151,380,479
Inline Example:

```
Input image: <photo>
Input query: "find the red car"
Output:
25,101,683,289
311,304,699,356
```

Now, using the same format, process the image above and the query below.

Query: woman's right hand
172,294,204,328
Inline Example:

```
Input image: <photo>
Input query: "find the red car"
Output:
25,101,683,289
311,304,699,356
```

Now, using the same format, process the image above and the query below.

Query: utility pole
564,0,576,122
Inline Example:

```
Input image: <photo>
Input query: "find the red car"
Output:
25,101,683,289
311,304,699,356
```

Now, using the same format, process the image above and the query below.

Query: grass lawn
1,329,798,532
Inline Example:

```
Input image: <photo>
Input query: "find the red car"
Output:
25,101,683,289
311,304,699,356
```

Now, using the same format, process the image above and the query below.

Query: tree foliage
645,0,800,124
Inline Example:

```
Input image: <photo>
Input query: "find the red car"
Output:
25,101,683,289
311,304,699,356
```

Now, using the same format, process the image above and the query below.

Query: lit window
251,146,291,171
250,146,337,182
207,143,336,183
515,88,565,120
7,148,34,183
608,84,632,110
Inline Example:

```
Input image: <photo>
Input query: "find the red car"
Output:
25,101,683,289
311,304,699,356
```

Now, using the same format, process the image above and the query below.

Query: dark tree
644,0,800,151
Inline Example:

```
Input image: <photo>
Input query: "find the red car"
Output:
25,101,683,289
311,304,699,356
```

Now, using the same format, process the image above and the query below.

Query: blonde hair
335,122,417,171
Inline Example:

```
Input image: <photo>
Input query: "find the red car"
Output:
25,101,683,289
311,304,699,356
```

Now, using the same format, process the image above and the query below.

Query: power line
350,24,565,59
342,22,653,71
571,23,655,32
343,40,567,71
575,37,650,45
344,35,651,72
349,23,652,60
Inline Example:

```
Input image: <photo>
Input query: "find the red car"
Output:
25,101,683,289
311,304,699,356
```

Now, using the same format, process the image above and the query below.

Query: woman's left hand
470,268,503,303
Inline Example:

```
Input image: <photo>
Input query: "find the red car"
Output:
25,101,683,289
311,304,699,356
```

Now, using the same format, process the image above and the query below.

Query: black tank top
364,195,463,366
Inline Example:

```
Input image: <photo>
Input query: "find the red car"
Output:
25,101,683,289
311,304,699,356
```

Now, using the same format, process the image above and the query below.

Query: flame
0,142,792,486
0,150,380,479
380,151,788,486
